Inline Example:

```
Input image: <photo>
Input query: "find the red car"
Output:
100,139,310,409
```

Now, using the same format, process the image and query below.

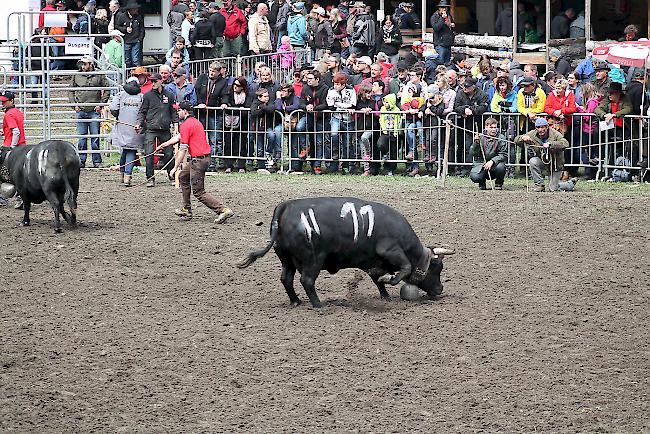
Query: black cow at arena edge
238,197,455,308
0,140,80,233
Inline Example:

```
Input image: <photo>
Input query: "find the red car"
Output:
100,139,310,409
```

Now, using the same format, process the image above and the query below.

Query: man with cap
594,81,634,167
105,29,125,68
591,61,612,96
135,72,179,187
166,66,198,107
313,7,333,60
1,91,26,149
549,48,571,77
132,66,153,94
516,75,546,126
430,0,455,66
158,101,234,224
286,1,308,50
70,56,109,168
114,0,145,68
402,40,424,69
398,2,421,30
515,117,577,192
453,76,489,175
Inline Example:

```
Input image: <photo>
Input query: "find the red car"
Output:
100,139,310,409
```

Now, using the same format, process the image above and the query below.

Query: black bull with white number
237,197,455,308
0,140,80,232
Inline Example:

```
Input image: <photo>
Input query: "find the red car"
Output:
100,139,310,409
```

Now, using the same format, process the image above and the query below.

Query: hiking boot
124,175,132,187
146,179,155,188
175,206,192,218
532,184,545,192
570,177,579,185
225,168,232,174
405,152,414,161
214,207,234,224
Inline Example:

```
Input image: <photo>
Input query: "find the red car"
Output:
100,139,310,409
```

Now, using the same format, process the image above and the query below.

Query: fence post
442,120,451,186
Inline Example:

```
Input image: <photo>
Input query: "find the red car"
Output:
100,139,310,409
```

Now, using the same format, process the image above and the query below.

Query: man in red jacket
38,0,56,28
220,0,247,57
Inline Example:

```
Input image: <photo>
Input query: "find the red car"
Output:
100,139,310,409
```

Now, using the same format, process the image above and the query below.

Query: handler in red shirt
160,101,234,223
1,91,26,147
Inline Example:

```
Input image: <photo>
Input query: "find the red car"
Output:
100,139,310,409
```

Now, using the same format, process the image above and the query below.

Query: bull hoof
290,299,302,307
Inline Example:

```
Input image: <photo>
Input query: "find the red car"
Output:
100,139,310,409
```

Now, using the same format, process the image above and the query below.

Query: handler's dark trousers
144,129,172,181
179,156,226,213
470,162,506,187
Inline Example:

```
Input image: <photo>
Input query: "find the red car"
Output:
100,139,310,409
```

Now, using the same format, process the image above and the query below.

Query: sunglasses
233,83,242,88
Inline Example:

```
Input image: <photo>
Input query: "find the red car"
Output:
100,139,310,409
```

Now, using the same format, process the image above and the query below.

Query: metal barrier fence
126,49,311,85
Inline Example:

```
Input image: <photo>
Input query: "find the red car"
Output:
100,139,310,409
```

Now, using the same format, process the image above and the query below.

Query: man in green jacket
70,55,109,168
514,117,577,192
470,117,508,190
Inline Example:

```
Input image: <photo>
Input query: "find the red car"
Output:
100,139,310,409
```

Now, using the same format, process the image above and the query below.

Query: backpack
611,156,631,182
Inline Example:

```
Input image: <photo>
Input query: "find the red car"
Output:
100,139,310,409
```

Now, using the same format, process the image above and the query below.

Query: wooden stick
442,120,451,187
476,122,495,191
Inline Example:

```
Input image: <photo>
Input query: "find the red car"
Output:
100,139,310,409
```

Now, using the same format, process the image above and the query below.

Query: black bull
238,197,455,308
0,140,80,232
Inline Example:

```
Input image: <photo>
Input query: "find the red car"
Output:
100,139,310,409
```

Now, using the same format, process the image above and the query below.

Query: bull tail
236,202,286,268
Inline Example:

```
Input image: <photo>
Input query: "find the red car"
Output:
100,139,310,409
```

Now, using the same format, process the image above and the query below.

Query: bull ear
432,247,455,257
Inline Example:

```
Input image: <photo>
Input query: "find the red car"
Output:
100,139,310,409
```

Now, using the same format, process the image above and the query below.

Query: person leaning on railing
355,83,382,176
251,88,279,172
593,81,634,167
274,83,302,172
194,61,229,171
222,76,253,173
326,72,358,174
297,69,329,174
574,83,603,180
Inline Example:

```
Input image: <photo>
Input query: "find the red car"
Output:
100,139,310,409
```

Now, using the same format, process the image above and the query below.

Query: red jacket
544,90,577,126
219,7,247,40
38,5,56,28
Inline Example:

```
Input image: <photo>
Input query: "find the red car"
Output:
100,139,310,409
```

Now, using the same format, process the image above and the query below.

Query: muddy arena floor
1,170,648,432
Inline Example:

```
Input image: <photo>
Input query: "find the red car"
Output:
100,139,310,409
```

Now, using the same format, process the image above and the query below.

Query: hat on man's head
357,56,373,65
110,29,124,37
174,66,187,76
133,66,149,76
0,90,16,102
208,2,219,8
594,61,610,71
55,0,65,6
463,77,477,87
535,117,549,127
397,61,410,70
299,64,314,72
78,55,94,64
633,69,648,79
351,1,366,8
519,76,535,86
437,0,451,7
292,1,305,10
178,101,194,111
608,82,623,93
150,72,163,81
313,7,326,16
549,48,561,59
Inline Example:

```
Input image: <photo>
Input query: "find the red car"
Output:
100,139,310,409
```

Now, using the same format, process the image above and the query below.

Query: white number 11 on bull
340,202,374,242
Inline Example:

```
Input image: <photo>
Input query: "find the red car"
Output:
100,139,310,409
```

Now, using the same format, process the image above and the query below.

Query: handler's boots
123,175,132,187
214,207,234,224
175,206,193,220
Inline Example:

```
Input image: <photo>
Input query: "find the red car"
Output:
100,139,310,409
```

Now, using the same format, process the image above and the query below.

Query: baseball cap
78,55,94,64
549,48,561,59
357,56,372,65
110,29,124,37
535,117,549,127
293,1,305,10
150,72,163,81
314,7,326,16
594,61,610,71
0,90,16,102
133,66,149,76
463,77,477,87
520,76,535,86
174,66,187,76
178,101,194,111
208,1,219,8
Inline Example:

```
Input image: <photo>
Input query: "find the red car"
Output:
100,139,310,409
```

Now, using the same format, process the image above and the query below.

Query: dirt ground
1,171,648,432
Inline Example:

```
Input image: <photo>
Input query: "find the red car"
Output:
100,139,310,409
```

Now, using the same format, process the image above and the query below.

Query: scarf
234,91,246,105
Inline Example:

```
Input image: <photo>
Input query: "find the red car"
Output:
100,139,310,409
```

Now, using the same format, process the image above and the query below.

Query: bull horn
433,247,455,256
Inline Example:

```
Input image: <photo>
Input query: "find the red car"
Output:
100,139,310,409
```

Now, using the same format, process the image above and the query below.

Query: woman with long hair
222,76,253,173
574,82,603,179
329,8,349,58
378,15,402,66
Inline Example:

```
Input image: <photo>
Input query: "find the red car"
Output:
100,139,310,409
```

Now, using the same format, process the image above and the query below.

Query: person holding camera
470,117,508,190
430,0,455,66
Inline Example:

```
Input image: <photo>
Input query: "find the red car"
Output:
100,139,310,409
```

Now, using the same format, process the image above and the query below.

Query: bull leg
367,268,391,300
376,245,412,286
21,201,32,226
280,260,301,306
59,204,72,225
299,262,324,308
45,192,63,233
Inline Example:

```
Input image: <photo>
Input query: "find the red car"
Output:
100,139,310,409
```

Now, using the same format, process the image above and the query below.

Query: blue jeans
330,117,352,172
124,41,142,68
297,116,325,167
255,128,280,169
119,149,137,175
267,125,283,159
406,119,423,169
198,110,223,168
77,111,102,166
435,45,451,66
50,40,65,70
